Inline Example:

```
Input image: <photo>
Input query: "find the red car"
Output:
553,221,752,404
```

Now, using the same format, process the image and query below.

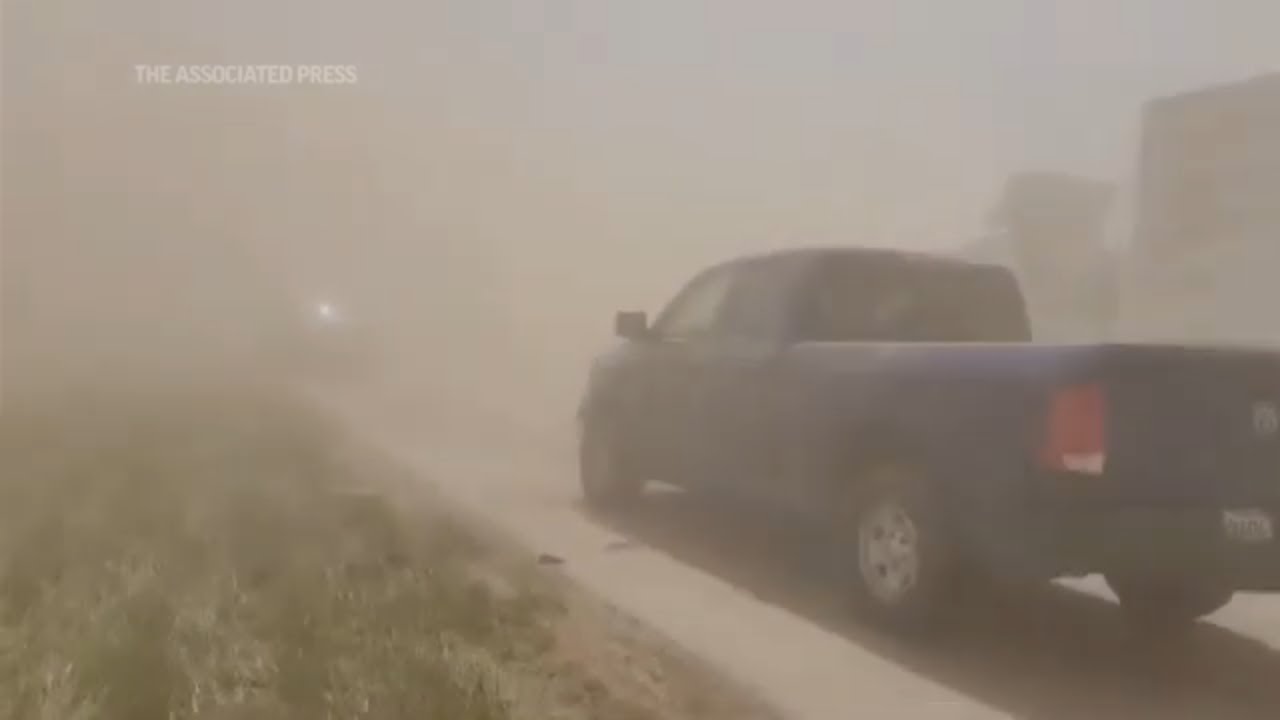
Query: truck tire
1105,574,1233,633
839,463,959,633
579,419,643,511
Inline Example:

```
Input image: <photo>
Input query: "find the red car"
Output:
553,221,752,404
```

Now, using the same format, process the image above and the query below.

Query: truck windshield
804,258,1032,343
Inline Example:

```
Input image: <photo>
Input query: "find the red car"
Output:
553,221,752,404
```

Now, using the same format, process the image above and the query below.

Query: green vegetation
0,382,559,720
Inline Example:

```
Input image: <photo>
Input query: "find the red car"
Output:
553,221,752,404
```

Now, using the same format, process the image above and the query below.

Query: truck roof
731,245,1011,275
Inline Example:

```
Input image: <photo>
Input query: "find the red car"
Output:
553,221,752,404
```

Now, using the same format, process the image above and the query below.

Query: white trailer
1116,73,1280,345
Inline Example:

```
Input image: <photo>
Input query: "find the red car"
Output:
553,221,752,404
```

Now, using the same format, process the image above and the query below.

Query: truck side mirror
614,311,650,341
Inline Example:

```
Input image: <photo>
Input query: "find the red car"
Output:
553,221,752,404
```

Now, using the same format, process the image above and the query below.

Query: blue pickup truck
577,246,1280,632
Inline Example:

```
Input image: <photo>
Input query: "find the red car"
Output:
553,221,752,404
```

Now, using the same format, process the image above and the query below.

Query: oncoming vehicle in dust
277,296,376,379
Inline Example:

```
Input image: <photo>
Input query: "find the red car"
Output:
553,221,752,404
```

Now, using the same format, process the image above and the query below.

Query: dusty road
315,379,1280,720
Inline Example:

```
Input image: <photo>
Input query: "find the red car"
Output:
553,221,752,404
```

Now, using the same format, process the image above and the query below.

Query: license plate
1223,509,1275,544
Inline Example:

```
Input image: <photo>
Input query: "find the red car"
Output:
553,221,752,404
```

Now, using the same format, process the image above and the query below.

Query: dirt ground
366,429,782,720
498,568,781,720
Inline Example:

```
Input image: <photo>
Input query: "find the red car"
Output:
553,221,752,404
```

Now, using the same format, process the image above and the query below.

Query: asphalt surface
317,382,1280,720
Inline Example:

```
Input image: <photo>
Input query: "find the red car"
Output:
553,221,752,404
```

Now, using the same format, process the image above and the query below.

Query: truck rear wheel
840,464,958,633
579,420,643,511
1105,574,1233,633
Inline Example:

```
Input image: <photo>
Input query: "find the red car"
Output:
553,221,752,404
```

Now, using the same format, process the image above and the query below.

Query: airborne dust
6,0,1224,407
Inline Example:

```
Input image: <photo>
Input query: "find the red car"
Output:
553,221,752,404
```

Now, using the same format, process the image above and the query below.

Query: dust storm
2,0,1037,415
11,3,1280,720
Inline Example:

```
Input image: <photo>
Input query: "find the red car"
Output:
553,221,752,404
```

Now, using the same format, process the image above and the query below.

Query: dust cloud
5,1,1277,416
0,0,701,412
1,0,1011,420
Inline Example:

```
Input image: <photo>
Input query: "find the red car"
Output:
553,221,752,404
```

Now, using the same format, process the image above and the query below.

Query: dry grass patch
0,381,554,720
0,379,777,720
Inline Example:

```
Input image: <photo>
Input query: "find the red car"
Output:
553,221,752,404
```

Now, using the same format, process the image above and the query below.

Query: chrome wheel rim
857,500,920,605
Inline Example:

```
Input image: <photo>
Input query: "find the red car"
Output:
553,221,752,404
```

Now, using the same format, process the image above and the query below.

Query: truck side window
652,265,736,340
719,258,801,342
794,261,884,342
795,258,1032,343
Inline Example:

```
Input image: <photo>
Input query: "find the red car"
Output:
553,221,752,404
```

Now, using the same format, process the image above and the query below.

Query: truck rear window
801,257,1032,343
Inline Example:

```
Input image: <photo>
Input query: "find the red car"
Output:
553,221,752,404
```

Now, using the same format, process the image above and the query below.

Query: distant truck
964,172,1117,342
578,247,1280,633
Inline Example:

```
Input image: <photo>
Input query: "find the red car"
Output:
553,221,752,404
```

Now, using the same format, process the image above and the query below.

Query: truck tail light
1040,383,1107,475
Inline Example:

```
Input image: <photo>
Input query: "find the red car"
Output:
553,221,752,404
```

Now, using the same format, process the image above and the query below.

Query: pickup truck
577,246,1280,632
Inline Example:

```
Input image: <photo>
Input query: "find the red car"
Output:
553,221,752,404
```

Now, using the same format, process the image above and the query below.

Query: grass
0,380,562,720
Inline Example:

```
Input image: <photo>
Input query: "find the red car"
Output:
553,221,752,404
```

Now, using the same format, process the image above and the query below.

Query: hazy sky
115,1,1280,251
10,0,1280,395
58,1,1275,261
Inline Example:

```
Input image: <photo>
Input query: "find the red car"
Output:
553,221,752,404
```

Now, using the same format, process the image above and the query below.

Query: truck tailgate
1103,345,1280,504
